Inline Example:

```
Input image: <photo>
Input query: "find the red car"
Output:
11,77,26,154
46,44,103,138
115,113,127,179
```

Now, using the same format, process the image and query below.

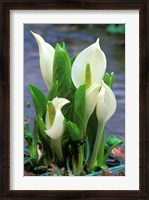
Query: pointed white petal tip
95,38,101,48
96,38,99,43
30,30,37,37
30,31,44,42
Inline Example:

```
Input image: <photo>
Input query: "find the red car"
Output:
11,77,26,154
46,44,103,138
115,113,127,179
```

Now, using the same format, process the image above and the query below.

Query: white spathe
45,97,70,140
88,81,117,170
96,81,117,124
71,38,106,89
71,39,107,125
31,31,55,90
86,84,101,125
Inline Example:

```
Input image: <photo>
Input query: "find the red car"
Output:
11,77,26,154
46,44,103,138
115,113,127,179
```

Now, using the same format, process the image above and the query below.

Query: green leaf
58,42,67,52
65,120,82,142
73,84,86,135
103,72,114,89
71,54,77,66
53,43,72,99
104,134,123,162
47,80,58,101
28,84,47,117
106,134,123,146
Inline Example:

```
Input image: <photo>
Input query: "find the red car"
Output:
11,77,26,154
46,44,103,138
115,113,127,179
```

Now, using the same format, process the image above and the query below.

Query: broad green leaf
53,43,72,99
106,134,123,146
73,84,86,135
37,116,53,166
103,72,114,89
28,84,47,117
104,134,123,162
47,80,58,101
65,120,82,142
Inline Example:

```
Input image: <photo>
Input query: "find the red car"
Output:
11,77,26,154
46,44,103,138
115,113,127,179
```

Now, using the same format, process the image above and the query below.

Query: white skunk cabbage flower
45,97,70,162
45,97,70,139
71,39,106,125
31,31,55,90
96,81,117,124
89,81,117,169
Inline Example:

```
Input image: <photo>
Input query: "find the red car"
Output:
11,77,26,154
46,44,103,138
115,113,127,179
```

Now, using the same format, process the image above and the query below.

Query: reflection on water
24,24,125,140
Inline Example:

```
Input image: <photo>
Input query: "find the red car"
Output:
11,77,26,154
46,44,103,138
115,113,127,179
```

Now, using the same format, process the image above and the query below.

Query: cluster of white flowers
31,31,116,167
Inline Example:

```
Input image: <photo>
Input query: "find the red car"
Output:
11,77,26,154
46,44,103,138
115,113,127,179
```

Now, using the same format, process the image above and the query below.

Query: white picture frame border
10,10,139,190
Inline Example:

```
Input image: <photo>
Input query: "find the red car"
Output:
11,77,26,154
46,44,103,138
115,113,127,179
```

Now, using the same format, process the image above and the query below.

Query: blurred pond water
24,24,125,141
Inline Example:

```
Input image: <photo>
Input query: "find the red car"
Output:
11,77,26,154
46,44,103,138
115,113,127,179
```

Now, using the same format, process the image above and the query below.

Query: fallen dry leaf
47,163,57,172
111,147,125,160
101,170,112,176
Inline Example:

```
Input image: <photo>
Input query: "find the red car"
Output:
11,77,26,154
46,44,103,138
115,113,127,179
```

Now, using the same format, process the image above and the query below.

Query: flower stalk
53,136,63,162
88,122,105,170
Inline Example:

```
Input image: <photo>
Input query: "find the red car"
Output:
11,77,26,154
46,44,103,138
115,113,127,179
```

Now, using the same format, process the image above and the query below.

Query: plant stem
88,122,105,170
53,136,63,162
72,145,84,175
72,154,77,175
97,129,105,166
77,145,84,174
